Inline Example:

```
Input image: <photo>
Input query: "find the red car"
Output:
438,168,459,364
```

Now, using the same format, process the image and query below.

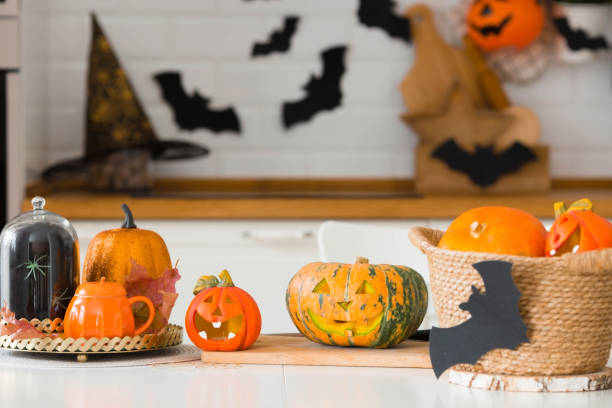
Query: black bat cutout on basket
153,72,241,133
282,46,347,129
553,17,609,51
252,16,300,57
431,140,536,188
470,15,512,36
429,261,529,378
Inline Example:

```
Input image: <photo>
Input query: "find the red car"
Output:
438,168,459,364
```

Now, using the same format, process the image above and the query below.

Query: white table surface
1,357,611,408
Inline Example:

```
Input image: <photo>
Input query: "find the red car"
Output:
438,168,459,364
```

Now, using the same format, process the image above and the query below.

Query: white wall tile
46,15,90,59
122,0,215,12
46,62,87,104
47,107,85,149
305,150,394,177
218,61,317,103
216,0,359,15
98,16,171,58
505,65,575,107
217,149,307,177
288,16,352,58
173,17,268,58
349,24,414,60
342,60,407,107
536,104,612,148
551,147,612,177
574,59,612,105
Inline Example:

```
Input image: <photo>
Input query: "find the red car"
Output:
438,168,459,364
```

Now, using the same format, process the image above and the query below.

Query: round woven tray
409,226,612,376
0,318,182,361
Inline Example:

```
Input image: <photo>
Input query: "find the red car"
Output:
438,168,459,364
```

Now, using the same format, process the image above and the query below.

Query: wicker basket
409,226,612,376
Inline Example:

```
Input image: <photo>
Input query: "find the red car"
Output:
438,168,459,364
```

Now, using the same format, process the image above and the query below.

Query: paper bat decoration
431,140,536,188
153,72,241,133
357,0,411,43
252,16,299,57
553,17,609,51
470,15,512,36
429,261,529,378
282,46,347,129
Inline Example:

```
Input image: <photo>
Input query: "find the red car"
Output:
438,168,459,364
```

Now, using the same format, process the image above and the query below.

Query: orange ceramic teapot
64,278,155,338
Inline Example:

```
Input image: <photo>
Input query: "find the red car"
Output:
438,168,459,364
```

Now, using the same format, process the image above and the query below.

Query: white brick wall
22,0,612,179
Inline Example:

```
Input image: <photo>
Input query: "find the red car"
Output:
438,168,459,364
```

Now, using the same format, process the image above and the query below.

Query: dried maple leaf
0,302,49,340
124,260,181,334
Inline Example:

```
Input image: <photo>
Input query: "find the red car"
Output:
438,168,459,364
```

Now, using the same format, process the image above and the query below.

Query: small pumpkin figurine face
286,257,428,348
546,199,612,256
466,0,545,52
185,270,261,351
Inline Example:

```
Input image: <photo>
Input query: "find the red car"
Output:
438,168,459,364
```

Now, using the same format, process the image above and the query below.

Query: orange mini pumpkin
185,270,261,351
438,206,547,256
82,204,172,285
546,199,612,257
466,0,545,52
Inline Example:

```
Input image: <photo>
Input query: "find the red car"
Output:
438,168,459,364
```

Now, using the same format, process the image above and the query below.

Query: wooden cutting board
200,334,432,368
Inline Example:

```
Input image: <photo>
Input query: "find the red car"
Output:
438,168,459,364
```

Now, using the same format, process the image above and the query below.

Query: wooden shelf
22,178,612,219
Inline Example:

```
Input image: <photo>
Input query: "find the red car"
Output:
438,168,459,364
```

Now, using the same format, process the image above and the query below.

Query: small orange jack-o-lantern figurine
546,198,612,257
466,0,545,52
185,270,261,351
286,257,428,348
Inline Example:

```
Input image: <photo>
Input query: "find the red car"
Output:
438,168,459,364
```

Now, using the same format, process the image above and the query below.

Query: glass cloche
0,196,79,320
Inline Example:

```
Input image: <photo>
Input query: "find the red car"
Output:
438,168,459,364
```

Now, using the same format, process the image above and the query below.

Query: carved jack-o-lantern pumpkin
546,199,612,257
185,270,261,351
466,0,545,52
286,257,428,348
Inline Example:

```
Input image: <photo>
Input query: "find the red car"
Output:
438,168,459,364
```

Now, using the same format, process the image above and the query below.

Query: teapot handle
129,296,155,335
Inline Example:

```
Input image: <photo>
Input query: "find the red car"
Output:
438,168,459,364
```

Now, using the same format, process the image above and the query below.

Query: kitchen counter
1,358,611,407
22,178,612,219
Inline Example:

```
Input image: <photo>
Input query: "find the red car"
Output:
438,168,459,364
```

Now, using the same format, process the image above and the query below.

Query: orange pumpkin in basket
546,198,612,257
438,206,546,256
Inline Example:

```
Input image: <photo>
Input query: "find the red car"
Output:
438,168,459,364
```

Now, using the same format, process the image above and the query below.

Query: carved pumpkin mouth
194,313,244,341
307,309,383,337
470,14,513,36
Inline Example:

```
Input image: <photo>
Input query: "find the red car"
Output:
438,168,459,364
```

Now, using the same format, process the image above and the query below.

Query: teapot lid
75,277,127,297
0,196,78,241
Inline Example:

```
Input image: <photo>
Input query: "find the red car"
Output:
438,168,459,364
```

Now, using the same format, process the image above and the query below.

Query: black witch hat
42,14,208,180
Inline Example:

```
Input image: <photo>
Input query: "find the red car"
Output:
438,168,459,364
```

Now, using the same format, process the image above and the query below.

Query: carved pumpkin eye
204,297,214,303
225,297,234,304
312,278,330,294
355,280,375,295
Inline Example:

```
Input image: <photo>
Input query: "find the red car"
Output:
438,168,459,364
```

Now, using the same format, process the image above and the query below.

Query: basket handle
408,226,444,254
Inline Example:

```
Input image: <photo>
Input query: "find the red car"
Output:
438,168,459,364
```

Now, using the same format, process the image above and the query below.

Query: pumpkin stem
469,221,486,239
553,201,567,218
193,275,220,295
218,269,235,287
355,256,370,264
121,204,137,229
568,198,592,213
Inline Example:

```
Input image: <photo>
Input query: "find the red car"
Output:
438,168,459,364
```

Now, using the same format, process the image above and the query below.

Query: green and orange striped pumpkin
286,257,428,348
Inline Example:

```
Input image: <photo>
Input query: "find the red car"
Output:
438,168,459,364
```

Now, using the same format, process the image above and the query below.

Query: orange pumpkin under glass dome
466,0,545,52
